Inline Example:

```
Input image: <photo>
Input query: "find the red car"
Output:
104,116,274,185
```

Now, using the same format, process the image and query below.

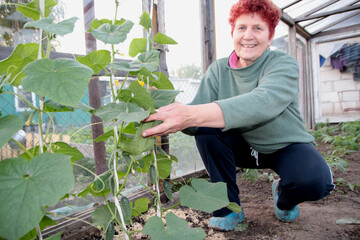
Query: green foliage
95,102,151,123
24,17,79,36
17,0,57,21
179,179,241,214
0,153,74,240
131,198,150,217
22,58,93,107
120,197,132,224
163,180,173,200
153,32,177,45
129,38,147,57
91,202,120,230
310,120,360,173
0,43,39,87
91,21,134,44
0,2,238,239
76,50,111,74
142,212,206,240
0,115,23,148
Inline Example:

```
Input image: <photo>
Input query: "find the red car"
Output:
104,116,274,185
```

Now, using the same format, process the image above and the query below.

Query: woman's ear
268,34,275,47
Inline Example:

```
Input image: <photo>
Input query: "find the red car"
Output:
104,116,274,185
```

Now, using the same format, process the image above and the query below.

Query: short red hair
229,0,281,39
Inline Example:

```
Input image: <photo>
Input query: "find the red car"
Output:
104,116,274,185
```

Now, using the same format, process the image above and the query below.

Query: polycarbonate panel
273,0,360,35
285,0,325,19
305,10,360,34
315,0,359,14
272,0,300,9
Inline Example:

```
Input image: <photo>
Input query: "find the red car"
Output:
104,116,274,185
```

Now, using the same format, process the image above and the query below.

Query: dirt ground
179,145,360,240
83,143,360,240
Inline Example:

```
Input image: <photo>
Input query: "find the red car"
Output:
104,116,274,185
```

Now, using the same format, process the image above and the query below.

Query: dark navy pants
195,127,335,217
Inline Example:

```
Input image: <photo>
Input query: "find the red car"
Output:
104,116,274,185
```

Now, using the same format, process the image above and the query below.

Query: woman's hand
141,102,225,138
141,103,196,137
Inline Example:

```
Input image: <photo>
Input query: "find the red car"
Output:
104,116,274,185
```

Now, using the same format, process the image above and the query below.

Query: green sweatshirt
183,49,315,154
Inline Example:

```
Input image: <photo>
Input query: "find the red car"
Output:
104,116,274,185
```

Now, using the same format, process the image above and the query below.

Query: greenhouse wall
315,37,360,123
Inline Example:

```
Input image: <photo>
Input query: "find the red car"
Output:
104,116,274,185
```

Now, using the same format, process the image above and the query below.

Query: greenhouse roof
273,0,360,38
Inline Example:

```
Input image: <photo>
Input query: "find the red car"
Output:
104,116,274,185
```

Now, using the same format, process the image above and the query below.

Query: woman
142,0,334,231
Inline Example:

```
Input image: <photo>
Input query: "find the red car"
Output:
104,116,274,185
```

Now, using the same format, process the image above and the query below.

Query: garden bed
75,140,360,240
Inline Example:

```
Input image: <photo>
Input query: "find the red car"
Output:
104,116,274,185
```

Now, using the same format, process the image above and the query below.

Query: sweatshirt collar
227,49,270,69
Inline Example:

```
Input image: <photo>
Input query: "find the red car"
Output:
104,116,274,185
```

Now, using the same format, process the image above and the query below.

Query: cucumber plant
0,1,242,239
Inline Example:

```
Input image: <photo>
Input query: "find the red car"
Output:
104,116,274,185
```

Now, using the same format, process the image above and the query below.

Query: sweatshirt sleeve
188,61,220,106
180,61,221,136
216,54,300,132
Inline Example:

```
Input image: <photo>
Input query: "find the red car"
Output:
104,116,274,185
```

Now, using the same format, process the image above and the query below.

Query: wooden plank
26,133,33,149
200,0,216,74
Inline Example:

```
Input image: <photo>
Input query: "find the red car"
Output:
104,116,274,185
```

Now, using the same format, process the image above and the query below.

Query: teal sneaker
272,179,299,222
208,210,245,231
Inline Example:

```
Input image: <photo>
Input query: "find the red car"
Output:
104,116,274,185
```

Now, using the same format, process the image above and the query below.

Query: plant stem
117,156,135,194
73,163,106,193
36,225,42,240
163,202,181,212
153,146,162,218
114,194,129,239
38,95,45,154
132,173,156,195
35,2,45,239
10,138,33,159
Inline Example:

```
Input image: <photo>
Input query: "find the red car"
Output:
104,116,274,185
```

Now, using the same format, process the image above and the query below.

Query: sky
56,0,287,74
56,0,235,74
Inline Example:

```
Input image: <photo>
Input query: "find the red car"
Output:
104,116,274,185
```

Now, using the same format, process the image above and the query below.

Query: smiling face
232,13,274,68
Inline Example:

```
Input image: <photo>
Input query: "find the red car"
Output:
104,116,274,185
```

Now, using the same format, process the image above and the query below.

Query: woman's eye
254,27,262,31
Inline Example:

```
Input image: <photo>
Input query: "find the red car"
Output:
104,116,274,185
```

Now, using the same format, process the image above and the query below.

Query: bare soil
83,143,360,240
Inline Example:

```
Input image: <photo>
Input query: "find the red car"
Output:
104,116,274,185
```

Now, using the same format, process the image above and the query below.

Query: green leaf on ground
234,222,249,232
226,202,243,213
132,198,150,217
179,179,230,213
0,153,74,240
142,212,206,240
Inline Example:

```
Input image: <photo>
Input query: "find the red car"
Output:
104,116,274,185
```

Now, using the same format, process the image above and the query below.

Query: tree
0,0,32,46
176,63,201,79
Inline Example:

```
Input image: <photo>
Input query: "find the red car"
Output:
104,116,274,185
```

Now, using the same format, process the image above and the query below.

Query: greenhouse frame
0,0,359,239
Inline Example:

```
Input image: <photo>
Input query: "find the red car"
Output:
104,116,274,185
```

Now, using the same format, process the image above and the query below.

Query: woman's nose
243,29,254,39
